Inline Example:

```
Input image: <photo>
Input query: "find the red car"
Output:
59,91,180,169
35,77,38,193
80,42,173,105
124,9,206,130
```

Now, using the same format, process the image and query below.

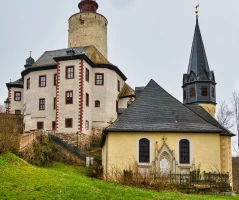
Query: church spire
182,7,217,117
78,0,99,13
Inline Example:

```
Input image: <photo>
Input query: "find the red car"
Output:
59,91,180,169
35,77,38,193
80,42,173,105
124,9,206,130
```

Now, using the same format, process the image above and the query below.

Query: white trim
136,136,152,165
177,137,193,167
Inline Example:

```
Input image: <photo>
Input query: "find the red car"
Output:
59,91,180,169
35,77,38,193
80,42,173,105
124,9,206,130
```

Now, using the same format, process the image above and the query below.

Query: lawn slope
0,153,237,200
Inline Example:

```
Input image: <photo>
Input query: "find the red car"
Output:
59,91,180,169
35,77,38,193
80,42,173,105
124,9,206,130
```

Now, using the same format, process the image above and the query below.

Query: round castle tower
68,0,108,58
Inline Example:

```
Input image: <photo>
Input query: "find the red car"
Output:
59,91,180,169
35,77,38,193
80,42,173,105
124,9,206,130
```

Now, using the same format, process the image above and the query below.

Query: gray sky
0,0,239,146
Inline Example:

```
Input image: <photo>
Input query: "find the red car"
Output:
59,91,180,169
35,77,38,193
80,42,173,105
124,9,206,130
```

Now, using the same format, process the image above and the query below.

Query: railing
49,134,86,161
20,132,42,151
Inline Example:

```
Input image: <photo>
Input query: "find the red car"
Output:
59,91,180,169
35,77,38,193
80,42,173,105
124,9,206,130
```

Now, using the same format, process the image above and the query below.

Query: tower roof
78,0,98,13
187,15,210,76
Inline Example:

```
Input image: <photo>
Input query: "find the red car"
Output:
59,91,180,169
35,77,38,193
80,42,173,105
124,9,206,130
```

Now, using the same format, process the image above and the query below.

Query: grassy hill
0,153,237,200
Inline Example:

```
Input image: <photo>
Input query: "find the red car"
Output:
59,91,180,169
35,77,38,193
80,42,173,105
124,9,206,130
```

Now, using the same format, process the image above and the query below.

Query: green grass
0,153,237,200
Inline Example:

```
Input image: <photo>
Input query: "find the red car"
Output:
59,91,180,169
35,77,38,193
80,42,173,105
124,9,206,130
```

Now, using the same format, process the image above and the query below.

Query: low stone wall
56,127,103,149
20,131,42,151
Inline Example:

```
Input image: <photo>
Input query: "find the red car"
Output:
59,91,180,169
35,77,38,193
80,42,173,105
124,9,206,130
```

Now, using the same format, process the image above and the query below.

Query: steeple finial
195,4,199,15
30,50,32,57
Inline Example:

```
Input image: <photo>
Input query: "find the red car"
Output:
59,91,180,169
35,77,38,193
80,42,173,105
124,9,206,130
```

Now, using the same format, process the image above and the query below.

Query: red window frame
66,91,73,104
85,68,89,82
14,91,21,101
27,78,30,90
37,122,44,130
39,75,46,87
95,73,104,85
86,93,89,107
39,98,45,110
65,118,73,128
66,66,74,79
54,74,57,86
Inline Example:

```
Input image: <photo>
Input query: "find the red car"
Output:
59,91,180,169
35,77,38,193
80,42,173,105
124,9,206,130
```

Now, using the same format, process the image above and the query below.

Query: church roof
187,16,210,76
6,78,23,88
103,79,225,135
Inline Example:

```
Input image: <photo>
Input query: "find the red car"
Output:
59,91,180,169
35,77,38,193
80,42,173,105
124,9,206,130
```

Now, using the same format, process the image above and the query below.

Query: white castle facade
6,0,134,134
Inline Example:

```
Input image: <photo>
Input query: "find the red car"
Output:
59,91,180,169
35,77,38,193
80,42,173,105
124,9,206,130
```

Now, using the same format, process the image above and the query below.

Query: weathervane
195,4,199,15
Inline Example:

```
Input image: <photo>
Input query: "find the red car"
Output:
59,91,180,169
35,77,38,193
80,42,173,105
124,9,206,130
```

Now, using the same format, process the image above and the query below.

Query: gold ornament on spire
195,4,199,15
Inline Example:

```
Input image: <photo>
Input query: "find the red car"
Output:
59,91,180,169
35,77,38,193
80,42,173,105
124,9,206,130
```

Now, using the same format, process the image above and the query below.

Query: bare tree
0,103,5,113
231,92,239,150
217,101,234,129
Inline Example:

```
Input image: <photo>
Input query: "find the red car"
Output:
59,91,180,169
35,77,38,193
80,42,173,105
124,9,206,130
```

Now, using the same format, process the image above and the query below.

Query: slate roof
31,46,90,68
185,104,235,136
187,16,210,76
104,79,224,134
6,78,23,88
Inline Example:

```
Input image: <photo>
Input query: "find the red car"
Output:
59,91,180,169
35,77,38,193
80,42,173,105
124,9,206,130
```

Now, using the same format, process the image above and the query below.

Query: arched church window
139,138,150,163
179,139,190,164
183,90,186,100
201,86,208,96
190,87,195,98
211,87,215,98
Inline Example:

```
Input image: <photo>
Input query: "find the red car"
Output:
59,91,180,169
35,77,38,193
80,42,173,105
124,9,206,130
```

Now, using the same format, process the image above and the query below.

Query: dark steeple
182,9,216,106
24,51,35,68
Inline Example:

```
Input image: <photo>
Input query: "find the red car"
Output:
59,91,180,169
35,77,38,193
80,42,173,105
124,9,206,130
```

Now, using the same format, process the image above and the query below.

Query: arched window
190,87,195,98
183,90,186,100
201,86,208,96
139,138,150,163
95,100,100,107
211,87,215,98
179,139,190,164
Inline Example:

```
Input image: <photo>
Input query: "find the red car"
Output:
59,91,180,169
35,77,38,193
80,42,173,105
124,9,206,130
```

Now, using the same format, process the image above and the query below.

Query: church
5,0,134,134
101,9,235,178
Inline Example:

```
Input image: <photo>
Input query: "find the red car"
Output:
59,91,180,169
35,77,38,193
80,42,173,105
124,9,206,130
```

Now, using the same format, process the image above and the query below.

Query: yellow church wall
199,103,216,117
103,132,222,177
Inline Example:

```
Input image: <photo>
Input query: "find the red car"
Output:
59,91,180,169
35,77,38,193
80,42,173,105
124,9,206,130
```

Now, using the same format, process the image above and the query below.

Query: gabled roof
187,16,210,76
6,78,23,88
104,79,223,134
185,104,235,137
118,83,135,98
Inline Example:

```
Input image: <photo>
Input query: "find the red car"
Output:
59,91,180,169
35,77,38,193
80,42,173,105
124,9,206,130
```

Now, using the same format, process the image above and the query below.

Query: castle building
6,0,134,134
101,11,235,181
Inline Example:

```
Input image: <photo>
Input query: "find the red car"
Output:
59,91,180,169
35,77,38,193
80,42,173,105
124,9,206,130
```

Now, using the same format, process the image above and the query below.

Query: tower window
95,100,100,107
183,90,186,100
190,87,195,98
86,93,89,107
14,92,21,101
85,68,89,82
27,78,30,90
39,75,46,87
211,87,215,98
65,118,73,128
116,100,118,112
39,98,45,110
15,110,21,115
66,91,73,104
37,122,44,130
201,86,208,96
54,97,56,109
66,66,74,79
95,73,104,85
139,138,150,163
54,74,57,86
117,80,120,92
179,139,190,164
85,120,89,130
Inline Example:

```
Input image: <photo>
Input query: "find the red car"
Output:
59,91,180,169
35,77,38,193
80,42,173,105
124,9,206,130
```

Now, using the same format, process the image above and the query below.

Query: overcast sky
0,0,239,146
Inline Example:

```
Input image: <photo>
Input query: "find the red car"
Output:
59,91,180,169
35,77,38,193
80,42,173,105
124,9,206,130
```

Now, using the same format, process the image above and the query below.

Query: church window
66,91,73,104
117,80,120,92
95,73,104,85
37,122,44,130
15,110,21,115
65,118,73,128
86,93,89,107
14,92,21,101
139,138,150,163
211,87,215,98
39,98,45,110
95,100,100,107
66,66,74,79
39,75,46,87
201,86,208,96
179,139,190,164
190,87,195,98
183,90,186,100
27,78,30,89
54,74,57,86
86,68,89,82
